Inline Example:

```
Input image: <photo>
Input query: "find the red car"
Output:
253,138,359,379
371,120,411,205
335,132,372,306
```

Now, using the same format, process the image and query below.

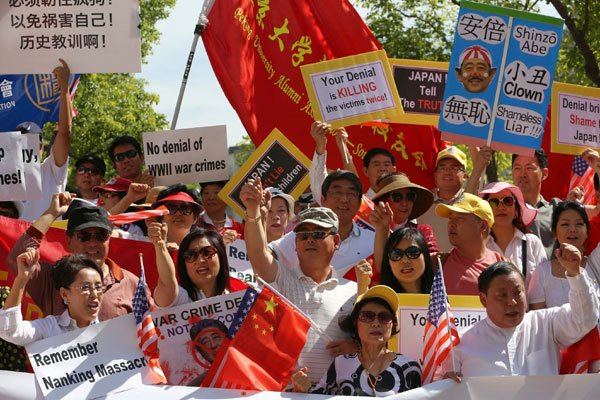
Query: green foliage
139,0,178,60
233,135,257,168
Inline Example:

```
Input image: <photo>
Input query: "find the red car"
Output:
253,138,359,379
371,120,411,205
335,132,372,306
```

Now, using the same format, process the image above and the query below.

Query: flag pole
171,0,216,130
437,255,457,372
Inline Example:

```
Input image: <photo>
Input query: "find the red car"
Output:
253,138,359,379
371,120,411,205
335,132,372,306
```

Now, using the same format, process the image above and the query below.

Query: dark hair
51,254,103,290
380,228,434,294
551,200,590,235
595,173,599,191
363,148,395,168
478,261,524,294
0,202,19,219
156,184,202,213
339,297,399,343
108,136,142,162
200,181,227,195
177,229,230,301
322,170,362,200
189,318,228,359
511,149,548,169
483,193,529,235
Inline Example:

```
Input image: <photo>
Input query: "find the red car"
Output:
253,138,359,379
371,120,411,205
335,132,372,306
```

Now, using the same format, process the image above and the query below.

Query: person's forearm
52,77,72,167
153,241,178,307
3,276,27,309
31,208,60,235
245,207,276,282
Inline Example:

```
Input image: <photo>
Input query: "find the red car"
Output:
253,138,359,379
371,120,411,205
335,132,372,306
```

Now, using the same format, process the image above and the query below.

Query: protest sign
227,239,256,286
26,313,146,400
152,291,245,386
143,126,229,187
301,50,403,128
220,128,310,218
551,82,600,155
388,294,485,364
438,1,562,155
22,133,42,201
0,131,27,200
387,59,449,125
1,0,141,73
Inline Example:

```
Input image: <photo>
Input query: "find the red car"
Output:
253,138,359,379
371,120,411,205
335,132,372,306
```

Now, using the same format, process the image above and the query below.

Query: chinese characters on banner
438,0,562,155
1,0,141,73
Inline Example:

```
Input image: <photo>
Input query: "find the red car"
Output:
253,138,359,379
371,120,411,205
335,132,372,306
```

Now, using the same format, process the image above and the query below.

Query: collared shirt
199,211,245,238
269,220,375,277
529,196,561,258
486,230,547,289
443,247,503,295
441,273,599,377
418,187,465,253
0,307,98,346
274,261,357,383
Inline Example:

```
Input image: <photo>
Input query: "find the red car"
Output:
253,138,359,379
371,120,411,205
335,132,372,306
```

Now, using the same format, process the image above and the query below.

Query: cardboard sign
143,126,229,186
387,59,449,125
388,294,486,365
438,0,562,156
152,291,245,386
227,239,257,286
301,50,403,128
25,313,145,400
551,82,600,155
220,128,310,218
0,131,27,200
0,0,141,73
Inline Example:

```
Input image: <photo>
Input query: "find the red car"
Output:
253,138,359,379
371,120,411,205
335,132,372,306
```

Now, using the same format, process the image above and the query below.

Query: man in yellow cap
436,193,504,295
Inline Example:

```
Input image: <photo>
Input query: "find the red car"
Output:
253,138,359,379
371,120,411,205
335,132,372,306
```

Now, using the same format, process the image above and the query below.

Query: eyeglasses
382,191,417,203
76,167,101,176
72,284,106,294
389,245,422,261
76,230,110,243
99,191,121,199
296,231,332,241
166,204,194,216
487,196,515,209
183,245,217,263
436,165,464,173
358,310,394,324
113,149,139,162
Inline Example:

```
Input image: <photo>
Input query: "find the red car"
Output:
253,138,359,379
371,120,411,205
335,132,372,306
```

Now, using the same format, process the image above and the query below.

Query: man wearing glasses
71,154,106,202
108,135,154,187
7,192,152,321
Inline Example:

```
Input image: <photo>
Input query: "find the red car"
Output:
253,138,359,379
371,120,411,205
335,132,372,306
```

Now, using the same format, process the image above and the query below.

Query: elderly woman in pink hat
478,181,547,289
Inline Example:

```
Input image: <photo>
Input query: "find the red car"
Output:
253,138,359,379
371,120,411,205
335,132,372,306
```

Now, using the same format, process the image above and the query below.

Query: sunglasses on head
382,191,417,203
76,230,110,243
358,310,394,324
296,231,332,241
113,149,138,162
487,196,515,209
166,204,194,216
183,245,217,263
76,167,101,176
389,245,422,261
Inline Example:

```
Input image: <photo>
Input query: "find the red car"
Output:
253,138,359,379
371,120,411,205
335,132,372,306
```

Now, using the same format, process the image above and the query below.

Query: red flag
560,327,600,374
202,285,311,390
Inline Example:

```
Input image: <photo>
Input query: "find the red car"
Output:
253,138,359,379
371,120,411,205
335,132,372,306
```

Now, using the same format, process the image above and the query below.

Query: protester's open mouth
369,330,383,337
196,266,209,275
88,302,100,312
400,266,414,274
505,311,519,318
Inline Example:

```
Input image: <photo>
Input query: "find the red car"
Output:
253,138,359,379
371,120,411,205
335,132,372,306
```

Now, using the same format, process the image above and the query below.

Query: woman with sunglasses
478,182,546,289
152,184,203,249
292,285,421,395
0,249,104,345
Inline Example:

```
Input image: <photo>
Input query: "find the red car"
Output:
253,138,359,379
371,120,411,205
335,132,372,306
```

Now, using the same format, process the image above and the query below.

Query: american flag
569,155,596,205
421,269,460,384
132,265,166,384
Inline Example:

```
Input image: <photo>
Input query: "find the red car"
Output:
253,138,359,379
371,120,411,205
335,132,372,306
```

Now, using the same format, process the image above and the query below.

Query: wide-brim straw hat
372,174,434,220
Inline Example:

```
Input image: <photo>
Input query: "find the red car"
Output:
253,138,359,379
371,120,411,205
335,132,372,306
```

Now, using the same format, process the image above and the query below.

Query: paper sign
551,82,600,155
0,0,141,73
152,291,244,386
22,133,42,201
26,313,145,400
387,59,449,125
227,239,257,286
438,1,562,155
301,50,403,128
143,126,229,186
388,294,486,364
0,131,27,200
220,128,310,218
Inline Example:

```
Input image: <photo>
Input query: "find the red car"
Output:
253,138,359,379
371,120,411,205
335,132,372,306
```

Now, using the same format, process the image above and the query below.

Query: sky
137,0,561,148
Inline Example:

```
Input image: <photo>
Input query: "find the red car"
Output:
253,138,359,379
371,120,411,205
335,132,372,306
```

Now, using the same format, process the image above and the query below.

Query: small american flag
569,155,596,205
109,206,169,226
421,269,460,384
132,265,166,384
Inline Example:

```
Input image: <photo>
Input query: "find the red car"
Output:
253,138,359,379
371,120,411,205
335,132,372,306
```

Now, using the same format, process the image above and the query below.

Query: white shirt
486,230,547,289
0,306,98,346
274,261,357,383
309,150,329,206
441,273,599,377
364,187,377,200
21,151,69,222
269,221,375,276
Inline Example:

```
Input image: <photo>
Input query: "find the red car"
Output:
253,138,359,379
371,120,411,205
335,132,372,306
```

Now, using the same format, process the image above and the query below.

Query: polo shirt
443,247,503,295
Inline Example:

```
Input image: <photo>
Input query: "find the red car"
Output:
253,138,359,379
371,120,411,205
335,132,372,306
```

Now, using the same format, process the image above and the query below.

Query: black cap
75,155,106,176
15,121,43,139
67,206,111,232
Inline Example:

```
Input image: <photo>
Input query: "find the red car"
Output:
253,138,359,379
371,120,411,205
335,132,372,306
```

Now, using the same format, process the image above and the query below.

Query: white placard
226,239,258,285
0,0,142,73
143,126,229,186
22,133,42,200
0,131,27,200
25,313,146,400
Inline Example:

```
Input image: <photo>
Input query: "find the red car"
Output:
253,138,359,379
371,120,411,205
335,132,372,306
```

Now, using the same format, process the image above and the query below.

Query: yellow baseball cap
354,285,399,314
435,192,494,228
436,146,467,169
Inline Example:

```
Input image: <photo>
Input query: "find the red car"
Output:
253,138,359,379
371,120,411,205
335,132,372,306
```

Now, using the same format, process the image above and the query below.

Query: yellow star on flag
270,326,274,332
264,296,279,315
252,313,257,320
254,323,259,330
262,329,266,335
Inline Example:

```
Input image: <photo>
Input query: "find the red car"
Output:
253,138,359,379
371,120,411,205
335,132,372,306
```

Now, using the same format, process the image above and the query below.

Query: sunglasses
113,149,139,162
76,230,110,243
296,231,332,241
389,245,422,261
358,310,394,324
76,167,101,176
99,191,121,199
166,204,194,216
183,245,217,263
487,196,515,209
382,191,417,203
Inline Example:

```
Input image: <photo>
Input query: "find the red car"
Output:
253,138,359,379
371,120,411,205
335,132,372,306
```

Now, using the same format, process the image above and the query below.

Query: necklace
359,349,387,397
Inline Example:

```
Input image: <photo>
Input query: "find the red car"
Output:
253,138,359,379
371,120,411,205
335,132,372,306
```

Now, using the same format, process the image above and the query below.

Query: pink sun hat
478,181,537,227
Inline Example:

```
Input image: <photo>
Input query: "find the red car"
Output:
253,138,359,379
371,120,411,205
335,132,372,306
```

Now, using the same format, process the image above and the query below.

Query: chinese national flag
560,327,600,374
202,285,311,391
